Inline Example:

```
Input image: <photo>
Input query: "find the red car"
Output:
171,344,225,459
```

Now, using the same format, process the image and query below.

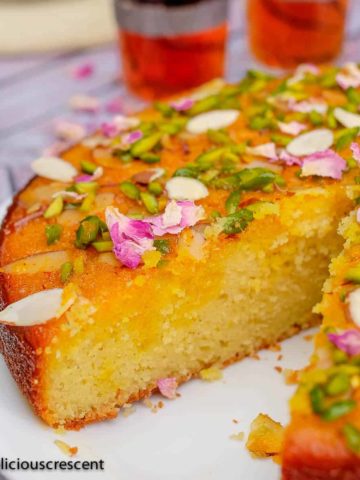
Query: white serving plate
0,199,316,480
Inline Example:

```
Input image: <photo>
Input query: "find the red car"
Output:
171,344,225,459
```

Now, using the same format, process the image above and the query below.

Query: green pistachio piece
221,208,254,235
343,424,360,453
225,190,242,214
335,127,360,151
321,400,356,421
207,129,232,145
154,239,171,254
249,116,274,130
75,215,101,249
154,101,174,117
309,385,325,414
140,153,161,164
75,182,98,194
120,181,140,200
60,261,73,283
148,181,163,196
80,160,97,174
326,108,338,129
131,133,162,157
346,87,360,105
92,241,114,252
188,95,219,116
309,110,323,126
45,224,63,245
271,133,292,147
80,192,96,212
325,372,351,396
173,167,199,178
44,196,64,219
140,192,158,214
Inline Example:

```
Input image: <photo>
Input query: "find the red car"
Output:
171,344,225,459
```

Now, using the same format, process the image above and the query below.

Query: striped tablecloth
0,0,360,203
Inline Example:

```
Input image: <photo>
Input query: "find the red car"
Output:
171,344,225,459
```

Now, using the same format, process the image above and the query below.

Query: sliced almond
165,177,208,201
0,289,64,326
286,128,334,157
31,157,77,183
132,168,165,185
333,107,360,129
186,109,239,135
348,288,360,327
0,251,70,275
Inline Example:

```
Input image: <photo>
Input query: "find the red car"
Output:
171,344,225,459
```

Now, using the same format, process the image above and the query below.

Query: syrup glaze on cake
1,64,360,479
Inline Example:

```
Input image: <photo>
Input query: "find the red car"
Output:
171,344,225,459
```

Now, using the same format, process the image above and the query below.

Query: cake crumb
303,334,314,342
122,403,136,417
250,353,260,360
143,398,159,413
54,440,78,457
246,413,284,458
232,419,239,424
277,354,283,361
274,366,283,374
284,369,300,385
230,432,245,441
199,366,223,381
269,343,281,352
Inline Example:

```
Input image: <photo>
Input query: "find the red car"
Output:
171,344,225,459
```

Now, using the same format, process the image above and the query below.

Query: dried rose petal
157,377,178,399
336,63,360,90
71,62,94,80
301,149,346,180
122,130,143,145
290,99,327,115
69,94,100,113
105,97,124,114
53,120,86,143
246,143,278,160
75,167,103,183
170,98,194,112
328,329,360,356
278,150,302,166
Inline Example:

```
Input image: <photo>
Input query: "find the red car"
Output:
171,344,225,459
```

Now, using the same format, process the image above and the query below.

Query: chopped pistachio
173,167,198,178
343,424,360,453
148,181,163,196
80,192,95,212
45,224,63,245
188,95,219,116
44,196,64,219
140,192,158,214
140,153,161,164
321,400,356,421
325,372,350,396
159,122,181,135
73,256,84,275
131,133,162,157
60,261,73,283
75,215,101,249
249,116,274,130
120,181,140,200
80,160,97,174
154,239,171,254
154,101,174,117
92,241,113,252
309,385,325,414
75,181,98,194
271,133,292,147
207,129,232,145
326,108,338,129
333,349,349,365
346,87,360,105
225,190,241,214
308,110,323,126
335,127,360,151
222,208,254,235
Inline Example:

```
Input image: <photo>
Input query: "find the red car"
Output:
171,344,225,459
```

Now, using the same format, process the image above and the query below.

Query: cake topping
351,142,360,163
286,129,334,157
186,109,239,134
336,63,360,90
246,143,278,160
328,330,360,356
31,156,77,183
105,201,205,268
165,177,209,200
0,289,64,326
170,98,194,112
334,107,360,129
157,377,178,399
75,166,103,183
301,150,347,180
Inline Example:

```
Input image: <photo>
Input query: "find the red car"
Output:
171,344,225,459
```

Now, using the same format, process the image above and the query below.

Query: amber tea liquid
248,0,348,68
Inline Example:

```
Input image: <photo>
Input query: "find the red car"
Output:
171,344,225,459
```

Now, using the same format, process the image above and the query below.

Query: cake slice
0,64,360,437
283,203,360,479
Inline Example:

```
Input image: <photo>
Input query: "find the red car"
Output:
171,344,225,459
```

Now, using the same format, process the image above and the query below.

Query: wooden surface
0,0,359,203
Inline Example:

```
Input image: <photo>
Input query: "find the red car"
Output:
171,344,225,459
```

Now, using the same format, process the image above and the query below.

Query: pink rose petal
105,201,204,268
278,149,302,166
71,62,94,80
122,130,143,145
328,329,360,356
101,115,140,138
246,142,278,160
157,377,178,399
278,121,307,136
75,166,103,183
170,98,195,112
105,97,124,114
336,63,360,90
351,142,360,163
291,99,328,115
301,149,346,179
52,191,86,203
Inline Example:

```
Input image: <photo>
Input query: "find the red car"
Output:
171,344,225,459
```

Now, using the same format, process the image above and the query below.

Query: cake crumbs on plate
199,366,223,381
274,366,283,374
143,398,162,413
303,334,314,341
230,432,245,441
232,419,239,424
269,343,282,352
277,354,283,361
246,413,284,459
122,403,136,417
283,368,300,385
54,439,78,457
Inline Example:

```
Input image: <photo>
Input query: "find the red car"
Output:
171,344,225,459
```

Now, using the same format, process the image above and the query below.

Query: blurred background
0,0,359,203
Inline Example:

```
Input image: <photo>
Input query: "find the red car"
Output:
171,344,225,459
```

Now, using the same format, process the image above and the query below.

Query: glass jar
247,0,348,68
114,0,228,99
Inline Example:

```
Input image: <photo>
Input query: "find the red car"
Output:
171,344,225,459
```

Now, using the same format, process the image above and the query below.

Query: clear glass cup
114,0,228,100
247,0,348,68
